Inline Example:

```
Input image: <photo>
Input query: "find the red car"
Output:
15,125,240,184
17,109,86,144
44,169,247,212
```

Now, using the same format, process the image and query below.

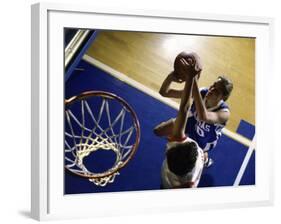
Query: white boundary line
233,135,256,186
223,128,252,147
83,54,253,147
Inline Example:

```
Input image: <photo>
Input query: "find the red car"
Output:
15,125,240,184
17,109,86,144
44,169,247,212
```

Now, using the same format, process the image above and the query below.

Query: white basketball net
65,94,139,187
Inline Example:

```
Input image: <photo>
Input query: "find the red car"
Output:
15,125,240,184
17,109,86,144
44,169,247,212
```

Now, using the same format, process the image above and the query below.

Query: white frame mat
31,2,274,221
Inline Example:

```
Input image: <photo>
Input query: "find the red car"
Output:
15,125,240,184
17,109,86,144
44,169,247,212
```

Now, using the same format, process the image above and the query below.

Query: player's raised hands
174,52,202,80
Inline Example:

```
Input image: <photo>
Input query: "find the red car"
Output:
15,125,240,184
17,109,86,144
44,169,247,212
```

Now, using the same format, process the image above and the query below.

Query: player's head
166,141,198,176
206,76,233,103
217,76,233,101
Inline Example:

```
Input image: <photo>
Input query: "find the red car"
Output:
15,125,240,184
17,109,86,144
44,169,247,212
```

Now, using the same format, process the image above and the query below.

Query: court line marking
233,134,256,186
83,54,252,147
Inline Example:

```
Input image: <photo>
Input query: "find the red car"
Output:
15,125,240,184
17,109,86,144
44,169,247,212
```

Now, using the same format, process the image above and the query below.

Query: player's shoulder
199,87,209,98
217,100,230,112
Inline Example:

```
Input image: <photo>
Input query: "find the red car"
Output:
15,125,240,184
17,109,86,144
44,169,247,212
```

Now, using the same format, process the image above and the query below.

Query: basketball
173,52,202,80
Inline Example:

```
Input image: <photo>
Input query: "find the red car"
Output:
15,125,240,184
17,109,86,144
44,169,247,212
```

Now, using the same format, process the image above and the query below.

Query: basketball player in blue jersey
160,54,205,189
154,53,233,167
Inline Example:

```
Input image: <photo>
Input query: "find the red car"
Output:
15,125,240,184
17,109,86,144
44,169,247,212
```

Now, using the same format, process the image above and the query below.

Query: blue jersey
185,88,229,152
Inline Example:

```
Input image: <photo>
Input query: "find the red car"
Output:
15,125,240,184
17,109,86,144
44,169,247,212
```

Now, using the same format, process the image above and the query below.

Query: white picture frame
31,2,274,221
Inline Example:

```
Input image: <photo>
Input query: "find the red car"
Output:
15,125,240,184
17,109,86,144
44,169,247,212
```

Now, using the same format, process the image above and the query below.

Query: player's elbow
159,89,168,97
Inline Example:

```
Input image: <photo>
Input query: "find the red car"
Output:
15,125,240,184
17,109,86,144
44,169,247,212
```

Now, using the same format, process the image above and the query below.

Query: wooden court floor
86,31,255,133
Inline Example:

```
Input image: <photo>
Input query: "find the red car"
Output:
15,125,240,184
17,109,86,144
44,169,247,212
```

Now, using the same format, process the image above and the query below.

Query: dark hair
218,75,233,101
166,141,198,176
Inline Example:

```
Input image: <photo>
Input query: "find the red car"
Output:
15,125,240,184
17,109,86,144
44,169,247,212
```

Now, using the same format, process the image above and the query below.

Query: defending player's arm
192,79,230,124
159,71,184,98
171,59,195,140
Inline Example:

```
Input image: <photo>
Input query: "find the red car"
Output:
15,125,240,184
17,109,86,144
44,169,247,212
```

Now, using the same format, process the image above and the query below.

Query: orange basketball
173,52,202,80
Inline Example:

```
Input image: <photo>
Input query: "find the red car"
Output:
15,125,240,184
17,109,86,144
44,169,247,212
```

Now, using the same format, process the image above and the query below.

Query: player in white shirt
160,53,205,189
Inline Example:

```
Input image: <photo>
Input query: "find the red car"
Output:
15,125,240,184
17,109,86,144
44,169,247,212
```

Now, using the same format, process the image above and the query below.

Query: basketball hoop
65,91,140,187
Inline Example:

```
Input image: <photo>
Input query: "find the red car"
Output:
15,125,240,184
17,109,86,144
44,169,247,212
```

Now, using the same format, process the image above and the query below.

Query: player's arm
172,60,195,140
192,79,230,124
159,71,184,99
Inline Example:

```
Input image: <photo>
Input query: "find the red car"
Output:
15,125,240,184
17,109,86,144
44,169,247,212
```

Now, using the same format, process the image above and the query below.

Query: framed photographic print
31,2,274,221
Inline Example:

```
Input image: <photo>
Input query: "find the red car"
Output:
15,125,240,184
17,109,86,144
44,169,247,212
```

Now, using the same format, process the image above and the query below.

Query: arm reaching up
159,71,184,99
192,78,230,125
171,58,196,140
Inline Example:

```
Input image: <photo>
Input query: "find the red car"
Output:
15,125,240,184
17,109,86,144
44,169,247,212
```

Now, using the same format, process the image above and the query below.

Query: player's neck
205,99,220,110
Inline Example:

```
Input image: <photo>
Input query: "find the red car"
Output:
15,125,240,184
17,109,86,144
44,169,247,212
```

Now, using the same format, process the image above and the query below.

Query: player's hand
192,52,202,78
169,71,185,83
177,58,194,78
175,52,202,79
